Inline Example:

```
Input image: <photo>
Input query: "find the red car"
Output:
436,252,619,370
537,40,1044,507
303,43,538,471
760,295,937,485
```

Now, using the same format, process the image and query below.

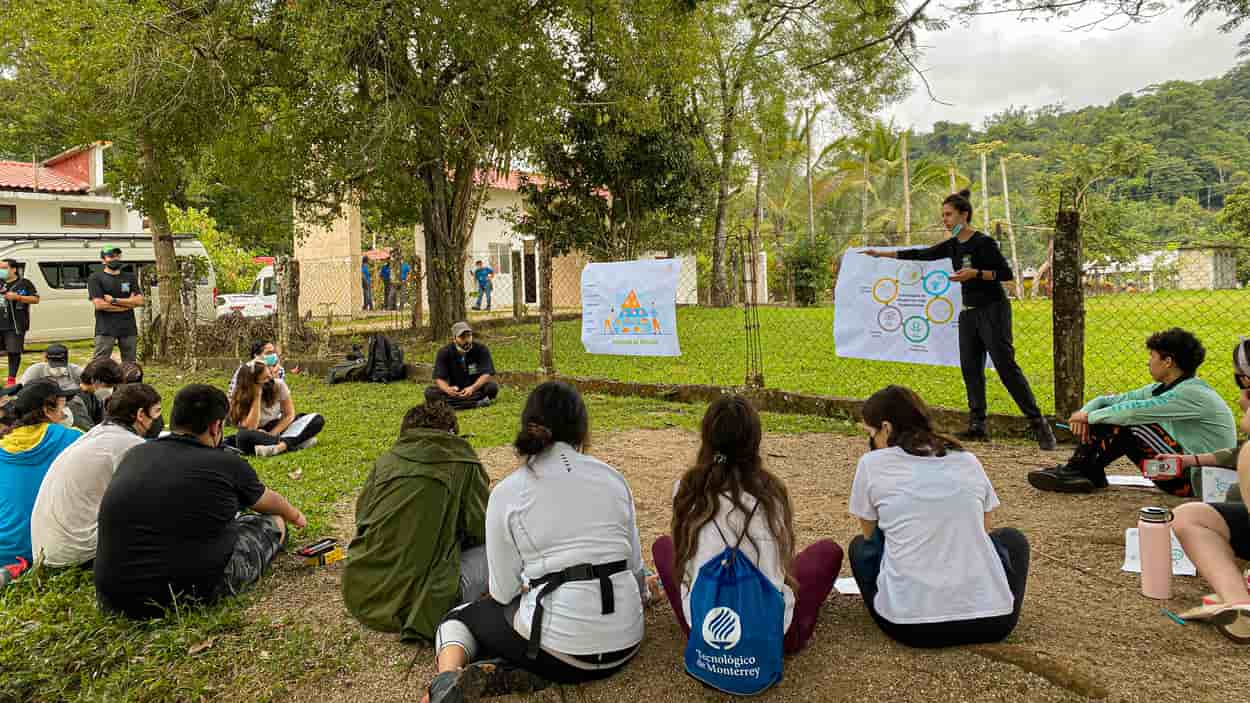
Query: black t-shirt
0,277,37,333
94,434,267,618
433,342,496,389
87,270,140,338
895,231,1012,308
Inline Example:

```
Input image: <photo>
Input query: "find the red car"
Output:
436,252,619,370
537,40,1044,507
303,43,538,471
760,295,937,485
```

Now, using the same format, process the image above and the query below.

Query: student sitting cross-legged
225,360,324,457
423,381,646,703
1029,328,1235,496
849,385,1029,648
651,394,841,690
342,401,490,643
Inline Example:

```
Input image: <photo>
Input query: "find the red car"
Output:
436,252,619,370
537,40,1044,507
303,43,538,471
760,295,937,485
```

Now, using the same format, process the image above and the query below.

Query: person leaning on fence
67,357,124,432
0,258,40,387
342,401,490,643
423,381,647,703
0,379,81,585
651,395,842,660
93,384,306,619
1028,328,1236,496
30,383,163,570
227,339,287,397
19,343,82,392
864,190,1057,452
225,361,324,457
848,385,1029,648
426,321,499,410
87,246,143,362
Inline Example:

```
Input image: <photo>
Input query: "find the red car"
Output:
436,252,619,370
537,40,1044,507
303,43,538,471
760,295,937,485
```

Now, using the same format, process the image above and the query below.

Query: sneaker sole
1027,472,1096,494
1215,614,1250,644
458,661,550,700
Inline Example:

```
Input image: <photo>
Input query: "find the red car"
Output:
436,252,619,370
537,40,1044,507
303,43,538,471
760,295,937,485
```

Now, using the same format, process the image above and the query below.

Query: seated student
423,381,645,703
1029,328,1236,496
1174,414,1250,643
849,385,1029,649
93,384,306,619
226,361,324,457
30,383,163,569
18,343,83,392
0,379,81,580
67,357,124,432
343,401,490,643
652,395,841,662
425,321,499,410
227,339,286,397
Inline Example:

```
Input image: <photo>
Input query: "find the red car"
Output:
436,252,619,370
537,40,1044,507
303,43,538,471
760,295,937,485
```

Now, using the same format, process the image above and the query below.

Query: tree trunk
709,99,739,308
806,106,815,246
979,152,990,231
861,150,870,233
902,131,912,245
999,157,1023,300
538,236,554,374
1052,207,1084,418
511,250,524,320
138,134,184,360
751,165,763,307
948,166,956,194
420,170,470,341
410,256,424,330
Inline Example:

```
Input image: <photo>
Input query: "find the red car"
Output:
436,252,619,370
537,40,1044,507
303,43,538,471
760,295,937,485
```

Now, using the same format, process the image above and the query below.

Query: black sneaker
1031,419,1058,451
428,659,549,701
956,424,990,442
475,397,493,409
1028,465,1099,494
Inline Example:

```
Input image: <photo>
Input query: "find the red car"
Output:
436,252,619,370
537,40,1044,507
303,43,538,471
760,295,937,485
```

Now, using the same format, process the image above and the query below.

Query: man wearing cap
0,379,81,581
87,246,143,362
18,344,83,392
0,259,39,387
425,322,499,410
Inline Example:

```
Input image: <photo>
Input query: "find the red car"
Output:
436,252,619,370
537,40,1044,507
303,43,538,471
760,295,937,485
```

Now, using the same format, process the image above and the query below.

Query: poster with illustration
581,259,681,356
833,247,973,368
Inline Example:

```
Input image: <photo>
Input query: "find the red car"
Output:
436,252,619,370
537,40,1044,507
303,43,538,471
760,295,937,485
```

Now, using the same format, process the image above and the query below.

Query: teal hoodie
0,422,83,563
1083,377,1236,454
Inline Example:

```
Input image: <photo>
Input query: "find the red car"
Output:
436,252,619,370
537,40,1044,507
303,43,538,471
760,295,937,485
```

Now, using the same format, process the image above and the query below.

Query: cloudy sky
881,7,1244,133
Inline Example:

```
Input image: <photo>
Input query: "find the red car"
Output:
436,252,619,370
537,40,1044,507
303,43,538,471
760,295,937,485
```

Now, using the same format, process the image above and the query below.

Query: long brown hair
862,385,962,457
228,361,277,426
671,396,796,588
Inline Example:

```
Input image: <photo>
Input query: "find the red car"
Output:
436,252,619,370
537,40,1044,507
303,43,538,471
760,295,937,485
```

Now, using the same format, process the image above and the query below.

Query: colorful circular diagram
897,262,924,286
872,277,899,305
903,315,931,343
922,270,951,296
877,305,903,332
925,296,954,324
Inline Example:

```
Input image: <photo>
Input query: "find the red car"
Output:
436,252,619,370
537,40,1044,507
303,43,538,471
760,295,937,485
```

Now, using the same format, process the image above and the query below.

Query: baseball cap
1236,337,1250,378
13,378,75,415
451,321,473,337
45,343,69,368
100,246,122,257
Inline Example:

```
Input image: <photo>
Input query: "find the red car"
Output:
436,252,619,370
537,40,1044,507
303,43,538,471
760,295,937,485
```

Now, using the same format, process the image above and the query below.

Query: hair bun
514,422,554,456
958,188,972,199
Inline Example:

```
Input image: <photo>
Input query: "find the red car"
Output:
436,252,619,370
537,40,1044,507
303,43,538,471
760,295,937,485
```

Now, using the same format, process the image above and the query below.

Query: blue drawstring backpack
683,502,784,696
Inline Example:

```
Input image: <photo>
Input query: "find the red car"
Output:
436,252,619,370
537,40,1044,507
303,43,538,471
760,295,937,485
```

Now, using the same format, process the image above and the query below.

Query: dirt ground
253,429,1250,702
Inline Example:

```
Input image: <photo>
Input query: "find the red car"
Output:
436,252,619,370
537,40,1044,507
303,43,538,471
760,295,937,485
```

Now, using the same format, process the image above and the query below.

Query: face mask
263,353,279,367
104,260,121,271
94,387,114,402
0,269,9,279
59,407,73,428
142,415,164,440
456,340,473,353
951,223,964,237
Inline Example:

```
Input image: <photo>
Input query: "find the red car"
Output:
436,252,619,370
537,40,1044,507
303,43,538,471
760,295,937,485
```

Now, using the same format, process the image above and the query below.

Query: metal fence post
1052,196,1084,418
512,250,524,320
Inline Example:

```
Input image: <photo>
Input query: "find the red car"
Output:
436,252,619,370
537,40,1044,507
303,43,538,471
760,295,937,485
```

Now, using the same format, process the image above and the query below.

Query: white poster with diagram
580,259,681,357
834,248,967,368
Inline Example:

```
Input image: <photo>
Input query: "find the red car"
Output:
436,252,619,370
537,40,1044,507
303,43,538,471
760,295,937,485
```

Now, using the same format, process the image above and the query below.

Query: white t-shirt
487,442,646,656
257,379,291,427
677,489,796,633
848,446,1014,624
30,423,145,567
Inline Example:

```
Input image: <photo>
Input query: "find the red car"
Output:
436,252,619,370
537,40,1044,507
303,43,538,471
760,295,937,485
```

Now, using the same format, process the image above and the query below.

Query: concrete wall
1178,247,1238,291
0,191,143,233
294,199,363,316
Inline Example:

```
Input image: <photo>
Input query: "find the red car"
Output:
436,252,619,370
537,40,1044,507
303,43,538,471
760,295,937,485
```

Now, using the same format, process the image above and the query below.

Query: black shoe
428,659,550,702
475,397,493,409
956,424,990,442
1031,419,1058,451
1028,465,1099,494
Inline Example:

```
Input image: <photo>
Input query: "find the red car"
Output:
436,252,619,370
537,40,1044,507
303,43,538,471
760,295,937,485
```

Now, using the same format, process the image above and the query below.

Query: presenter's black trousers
958,299,1043,424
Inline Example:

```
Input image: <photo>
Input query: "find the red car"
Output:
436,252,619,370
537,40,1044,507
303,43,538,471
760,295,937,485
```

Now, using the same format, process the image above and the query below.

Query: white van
0,233,217,343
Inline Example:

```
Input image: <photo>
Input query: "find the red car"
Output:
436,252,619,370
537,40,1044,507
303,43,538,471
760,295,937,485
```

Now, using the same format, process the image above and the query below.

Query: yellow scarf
1,423,49,453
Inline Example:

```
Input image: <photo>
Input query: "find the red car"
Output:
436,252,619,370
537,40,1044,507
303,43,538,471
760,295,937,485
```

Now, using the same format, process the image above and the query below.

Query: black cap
13,378,75,415
45,343,69,368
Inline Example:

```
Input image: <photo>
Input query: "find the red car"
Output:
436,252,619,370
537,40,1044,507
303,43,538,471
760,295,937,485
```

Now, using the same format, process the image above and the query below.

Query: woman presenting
864,189,1056,450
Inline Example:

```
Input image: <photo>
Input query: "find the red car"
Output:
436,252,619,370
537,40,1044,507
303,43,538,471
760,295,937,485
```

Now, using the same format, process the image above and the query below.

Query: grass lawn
0,366,856,703
382,288,1250,418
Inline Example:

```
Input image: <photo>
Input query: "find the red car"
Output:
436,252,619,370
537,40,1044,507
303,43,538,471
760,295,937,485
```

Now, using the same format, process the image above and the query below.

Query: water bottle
1138,506,1173,600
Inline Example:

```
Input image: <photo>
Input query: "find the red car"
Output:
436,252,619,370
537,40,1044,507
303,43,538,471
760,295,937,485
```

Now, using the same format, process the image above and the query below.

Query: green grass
395,289,1250,417
0,367,855,703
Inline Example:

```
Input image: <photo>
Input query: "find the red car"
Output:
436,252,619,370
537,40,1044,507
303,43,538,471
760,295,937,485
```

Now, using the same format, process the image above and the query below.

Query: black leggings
437,599,637,685
6,352,18,379
226,414,325,455
849,527,1030,648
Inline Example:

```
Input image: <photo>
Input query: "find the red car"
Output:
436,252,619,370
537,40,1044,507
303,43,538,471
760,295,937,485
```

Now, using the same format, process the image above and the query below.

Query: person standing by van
87,247,143,362
0,259,39,387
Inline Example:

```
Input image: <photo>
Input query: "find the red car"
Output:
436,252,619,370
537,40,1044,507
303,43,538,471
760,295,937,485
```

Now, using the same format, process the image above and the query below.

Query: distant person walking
87,247,143,362
864,190,1056,451
472,260,493,312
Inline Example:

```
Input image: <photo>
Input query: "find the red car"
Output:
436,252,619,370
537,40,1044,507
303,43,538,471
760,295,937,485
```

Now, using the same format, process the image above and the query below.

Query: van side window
41,262,155,289
263,277,276,296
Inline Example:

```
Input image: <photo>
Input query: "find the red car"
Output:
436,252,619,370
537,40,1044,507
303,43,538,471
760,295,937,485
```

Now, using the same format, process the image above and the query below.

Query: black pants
438,599,637,685
425,381,499,410
225,414,325,455
1065,423,1190,496
849,527,1029,648
958,300,1042,423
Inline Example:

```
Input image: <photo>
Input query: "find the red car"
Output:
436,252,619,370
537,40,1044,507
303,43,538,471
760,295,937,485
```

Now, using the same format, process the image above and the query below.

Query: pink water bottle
1138,507,1173,599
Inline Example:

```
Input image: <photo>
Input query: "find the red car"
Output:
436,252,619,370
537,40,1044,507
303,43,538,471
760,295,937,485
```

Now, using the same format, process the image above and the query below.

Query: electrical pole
902,130,912,245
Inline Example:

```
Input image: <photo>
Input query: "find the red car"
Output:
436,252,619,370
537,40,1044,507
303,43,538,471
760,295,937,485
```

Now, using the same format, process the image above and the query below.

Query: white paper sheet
1106,474,1160,489
1200,467,1239,504
1122,527,1197,576
833,577,861,595
580,260,681,357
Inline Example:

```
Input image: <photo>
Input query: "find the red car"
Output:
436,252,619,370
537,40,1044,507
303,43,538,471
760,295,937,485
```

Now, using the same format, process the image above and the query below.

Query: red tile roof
0,160,90,193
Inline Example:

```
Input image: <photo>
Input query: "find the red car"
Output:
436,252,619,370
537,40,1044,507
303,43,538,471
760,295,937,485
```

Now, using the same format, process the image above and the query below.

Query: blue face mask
0,268,9,279
263,353,279,367
952,223,964,237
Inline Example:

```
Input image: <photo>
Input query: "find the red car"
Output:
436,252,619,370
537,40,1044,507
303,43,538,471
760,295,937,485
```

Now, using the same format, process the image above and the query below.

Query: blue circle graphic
922,270,951,296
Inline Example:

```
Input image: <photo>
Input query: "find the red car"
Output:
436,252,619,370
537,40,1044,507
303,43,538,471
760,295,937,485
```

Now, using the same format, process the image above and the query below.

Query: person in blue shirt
361,260,373,311
399,260,412,311
381,259,395,311
472,260,493,312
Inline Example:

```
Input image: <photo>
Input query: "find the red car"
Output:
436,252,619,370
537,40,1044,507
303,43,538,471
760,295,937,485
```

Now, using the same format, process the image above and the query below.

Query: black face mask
104,261,121,272
143,415,164,440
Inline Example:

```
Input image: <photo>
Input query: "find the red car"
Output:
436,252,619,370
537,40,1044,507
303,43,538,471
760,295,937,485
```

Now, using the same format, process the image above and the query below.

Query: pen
1161,607,1186,625
1055,423,1070,430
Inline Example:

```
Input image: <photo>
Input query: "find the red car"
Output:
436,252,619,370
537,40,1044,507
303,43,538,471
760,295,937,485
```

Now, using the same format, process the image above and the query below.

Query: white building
0,142,144,233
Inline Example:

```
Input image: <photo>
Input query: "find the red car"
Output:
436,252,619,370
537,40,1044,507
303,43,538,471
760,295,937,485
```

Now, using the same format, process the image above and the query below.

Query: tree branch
798,0,933,71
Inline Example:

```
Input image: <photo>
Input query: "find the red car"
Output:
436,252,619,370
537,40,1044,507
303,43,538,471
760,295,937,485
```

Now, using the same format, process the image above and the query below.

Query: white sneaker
255,443,286,458
295,437,318,451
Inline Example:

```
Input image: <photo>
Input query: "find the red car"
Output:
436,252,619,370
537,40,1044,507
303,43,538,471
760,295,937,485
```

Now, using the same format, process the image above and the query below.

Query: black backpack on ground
326,357,367,384
366,334,407,383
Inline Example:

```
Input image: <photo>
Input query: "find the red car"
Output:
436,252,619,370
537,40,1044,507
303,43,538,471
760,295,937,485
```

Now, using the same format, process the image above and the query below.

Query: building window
61,208,110,228
489,242,512,275
0,205,14,225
